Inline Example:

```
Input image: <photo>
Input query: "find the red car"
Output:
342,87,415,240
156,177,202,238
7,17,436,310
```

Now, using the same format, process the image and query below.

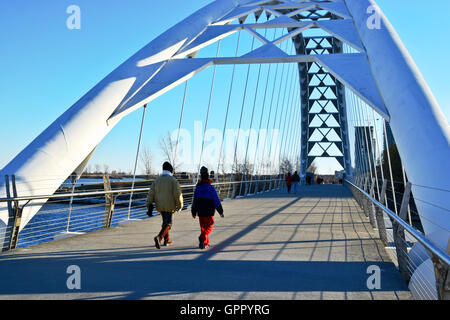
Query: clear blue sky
0,0,449,174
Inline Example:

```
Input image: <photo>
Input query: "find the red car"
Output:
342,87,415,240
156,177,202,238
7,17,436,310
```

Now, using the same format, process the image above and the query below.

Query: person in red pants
285,172,292,194
191,167,224,249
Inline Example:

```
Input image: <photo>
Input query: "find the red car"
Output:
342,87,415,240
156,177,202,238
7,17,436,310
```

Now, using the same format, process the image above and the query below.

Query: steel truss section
288,10,351,180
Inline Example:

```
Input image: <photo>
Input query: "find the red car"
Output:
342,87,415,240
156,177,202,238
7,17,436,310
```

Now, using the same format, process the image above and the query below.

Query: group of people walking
146,162,224,250
147,162,305,250
285,171,300,193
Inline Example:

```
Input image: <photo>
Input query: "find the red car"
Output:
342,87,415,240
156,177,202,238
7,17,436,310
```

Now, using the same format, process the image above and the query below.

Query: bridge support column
391,182,412,282
292,31,351,177
102,175,116,229
432,238,450,300
361,177,370,218
375,180,389,246
2,175,23,251
366,180,377,228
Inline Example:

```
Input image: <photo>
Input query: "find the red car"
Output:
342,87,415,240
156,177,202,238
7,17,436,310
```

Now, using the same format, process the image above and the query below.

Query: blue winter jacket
191,181,224,217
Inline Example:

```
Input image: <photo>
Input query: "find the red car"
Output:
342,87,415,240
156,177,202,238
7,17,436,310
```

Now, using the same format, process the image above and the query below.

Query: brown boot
155,224,171,249
163,230,173,247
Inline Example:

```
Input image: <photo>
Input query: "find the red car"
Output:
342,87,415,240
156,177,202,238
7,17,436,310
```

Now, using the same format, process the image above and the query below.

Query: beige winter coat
147,173,183,213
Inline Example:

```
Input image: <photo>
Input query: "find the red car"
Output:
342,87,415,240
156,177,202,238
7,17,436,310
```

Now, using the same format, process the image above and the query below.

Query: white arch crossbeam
111,53,389,122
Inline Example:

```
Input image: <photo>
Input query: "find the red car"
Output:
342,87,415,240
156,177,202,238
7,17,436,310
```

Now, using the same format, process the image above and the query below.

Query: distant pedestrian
292,171,300,193
191,167,224,249
285,172,292,193
306,175,312,185
147,162,183,249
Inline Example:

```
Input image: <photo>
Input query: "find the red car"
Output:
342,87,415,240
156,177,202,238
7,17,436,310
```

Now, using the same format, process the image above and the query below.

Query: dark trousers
161,212,173,227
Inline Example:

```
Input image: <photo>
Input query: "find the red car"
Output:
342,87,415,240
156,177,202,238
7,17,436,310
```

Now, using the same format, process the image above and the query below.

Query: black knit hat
200,166,209,180
163,162,173,173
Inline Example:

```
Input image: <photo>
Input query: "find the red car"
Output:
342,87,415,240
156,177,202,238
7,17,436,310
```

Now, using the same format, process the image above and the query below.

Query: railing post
268,176,274,191
392,181,412,282
9,202,23,251
361,177,370,217
238,174,245,197
2,175,13,252
375,180,389,246
231,174,237,199
262,174,268,192
66,175,78,232
367,179,377,228
102,175,116,228
432,238,450,300
358,188,364,208
226,174,232,199
248,176,254,195
356,176,367,209
7,175,23,251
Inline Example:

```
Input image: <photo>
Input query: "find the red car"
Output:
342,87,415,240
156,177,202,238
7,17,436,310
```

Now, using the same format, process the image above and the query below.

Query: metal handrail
345,179,450,267
0,178,281,203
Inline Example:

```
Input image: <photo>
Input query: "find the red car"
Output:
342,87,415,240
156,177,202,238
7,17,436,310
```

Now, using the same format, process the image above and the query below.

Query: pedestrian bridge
0,185,412,300
0,0,449,301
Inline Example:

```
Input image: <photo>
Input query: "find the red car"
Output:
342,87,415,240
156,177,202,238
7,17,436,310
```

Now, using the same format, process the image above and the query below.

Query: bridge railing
0,176,285,253
345,179,450,300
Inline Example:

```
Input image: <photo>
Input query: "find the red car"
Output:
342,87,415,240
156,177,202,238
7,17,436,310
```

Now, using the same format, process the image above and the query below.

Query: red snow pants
199,216,215,246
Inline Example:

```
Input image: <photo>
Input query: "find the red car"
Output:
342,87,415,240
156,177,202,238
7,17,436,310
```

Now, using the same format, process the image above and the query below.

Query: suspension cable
349,91,367,186
352,92,371,188
364,103,381,199
173,80,189,166
356,98,374,190
216,30,242,176
274,62,295,185
197,40,222,175
266,58,289,186
280,59,299,166
289,84,302,172
230,35,257,185
287,73,301,166
383,120,399,214
238,31,270,195
127,104,147,220
258,41,283,188
277,62,296,182
371,108,387,204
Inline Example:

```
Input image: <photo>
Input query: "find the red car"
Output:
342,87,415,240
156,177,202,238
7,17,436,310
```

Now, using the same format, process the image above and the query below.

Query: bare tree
103,164,110,174
140,145,153,177
218,153,229,175
159,131,181,172
307,161,318,174
233,160,254,176
94,164,101,174
294,155,301,173
279,157,293,174
262,160,277,175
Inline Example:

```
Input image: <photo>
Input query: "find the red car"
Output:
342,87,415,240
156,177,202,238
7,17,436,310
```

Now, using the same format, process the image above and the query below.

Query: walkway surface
0,185,412,300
